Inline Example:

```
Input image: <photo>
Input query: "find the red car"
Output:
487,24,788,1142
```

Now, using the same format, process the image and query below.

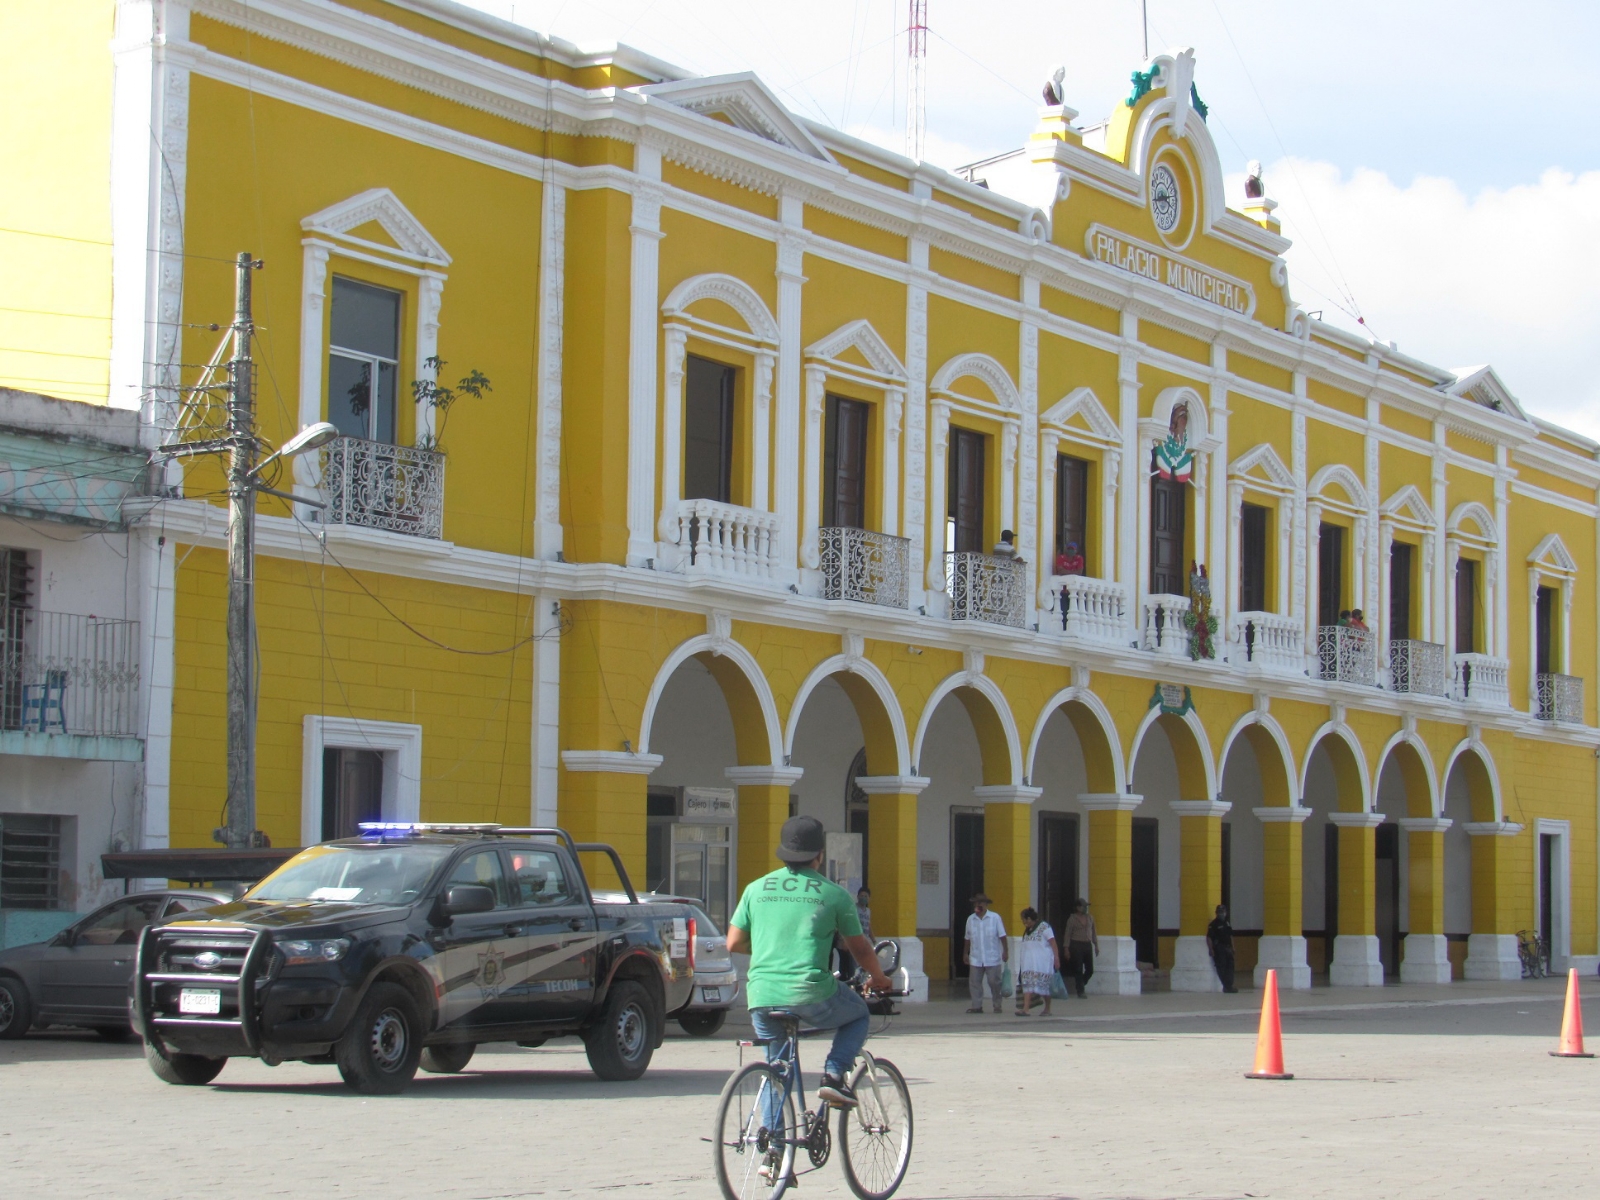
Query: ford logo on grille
193,951,223,970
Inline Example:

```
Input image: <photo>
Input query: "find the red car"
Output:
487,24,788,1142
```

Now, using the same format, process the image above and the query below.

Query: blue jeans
750,984,871,1081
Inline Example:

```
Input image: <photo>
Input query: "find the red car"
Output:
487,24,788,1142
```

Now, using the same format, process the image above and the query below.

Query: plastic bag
1050,970,1069,1000
1000,965,1014,998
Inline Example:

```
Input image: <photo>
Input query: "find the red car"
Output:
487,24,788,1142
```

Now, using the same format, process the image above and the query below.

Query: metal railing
672,498,783,579
1388,639,1447,697
1451,652,1510,706
1142,593,1191,658
1317,624,1375,685
0,609,140,738
1052,575,1126,644
320,436,446,539
1232,610,1303,673
946,552,1027,628
1537,672,1583,723
819,527,909,608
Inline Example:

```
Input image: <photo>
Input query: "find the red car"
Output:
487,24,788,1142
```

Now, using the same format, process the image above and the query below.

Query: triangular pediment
637,73,833,162
301,188,450,265
805,319,905,379
1529,533,1578,574
1381,484,1435,528
1229,443,1294,491
1445,365,1529,422
1041,387,1118,441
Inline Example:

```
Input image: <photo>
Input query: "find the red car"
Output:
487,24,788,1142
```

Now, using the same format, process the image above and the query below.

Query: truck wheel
0,976,33,1039
420,1043,476,1074
336,982,423,1095
585,980,656,1081
145,1037,225,1085
677,1009,726,1038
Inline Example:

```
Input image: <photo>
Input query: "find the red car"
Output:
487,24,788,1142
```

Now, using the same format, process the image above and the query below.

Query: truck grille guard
135,924,272,1055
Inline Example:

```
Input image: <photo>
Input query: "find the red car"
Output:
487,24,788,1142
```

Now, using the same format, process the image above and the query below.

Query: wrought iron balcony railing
1141,593,1191,658
1451,652,1510,706
946,552,1026,628
1232,610,1303,673
819,527,909,608
320,436,445,539
1051,574,1126,645
1388,639,1447,696
1317,624,1375,685
1536,672,1583,723
0,609,139,738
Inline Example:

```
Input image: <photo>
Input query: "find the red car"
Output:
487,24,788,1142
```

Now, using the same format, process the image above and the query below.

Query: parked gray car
646,898,738,1037
0,889,230,1039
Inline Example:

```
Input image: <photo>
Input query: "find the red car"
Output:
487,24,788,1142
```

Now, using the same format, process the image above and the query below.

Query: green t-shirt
731,866,863,1008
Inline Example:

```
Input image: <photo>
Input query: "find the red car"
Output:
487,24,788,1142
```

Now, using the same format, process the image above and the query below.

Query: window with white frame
327,278,403,444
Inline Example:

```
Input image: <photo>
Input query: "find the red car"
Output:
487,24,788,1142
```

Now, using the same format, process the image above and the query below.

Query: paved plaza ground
2,975,1596,1198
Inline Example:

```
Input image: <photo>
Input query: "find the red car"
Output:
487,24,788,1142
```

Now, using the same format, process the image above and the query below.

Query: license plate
179,988,221,1015
702,987,722,1004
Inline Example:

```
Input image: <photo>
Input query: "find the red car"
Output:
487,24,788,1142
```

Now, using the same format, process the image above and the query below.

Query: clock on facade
1150,163,1181,234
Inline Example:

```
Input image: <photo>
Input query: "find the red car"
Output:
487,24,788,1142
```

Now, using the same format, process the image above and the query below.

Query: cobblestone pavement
3,976,1596,1199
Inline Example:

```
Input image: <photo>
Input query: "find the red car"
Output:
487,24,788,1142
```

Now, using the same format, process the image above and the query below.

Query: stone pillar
1079,793,1143,994
1254,804,1312,989
1169,800,1230,992
558,751,664,890
1328,811,1384,986
725,766,806,894
857,775,931,1001
1399,817,1452,983
1464,820,1524,980
974,785,1042,949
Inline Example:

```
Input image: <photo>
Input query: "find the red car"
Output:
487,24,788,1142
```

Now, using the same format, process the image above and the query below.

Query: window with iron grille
0,813,63,909
0,548,31,732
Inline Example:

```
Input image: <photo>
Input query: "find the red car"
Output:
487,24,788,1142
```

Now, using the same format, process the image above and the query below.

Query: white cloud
1250,160,1600,442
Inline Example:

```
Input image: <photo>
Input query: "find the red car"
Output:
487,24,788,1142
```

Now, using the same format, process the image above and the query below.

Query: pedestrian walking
1207,903,1237,993
1014,908,1060,1016
1062,898,1098,998
963,893,1008,1013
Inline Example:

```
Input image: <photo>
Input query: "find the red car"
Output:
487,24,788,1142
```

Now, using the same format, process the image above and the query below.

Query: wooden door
1149,477,1187,594
1536,584,1555,675
948,428,986,553
1130,817,1159,966
1055,454,1088,564
1454,557,1478,653
1239,502,1267,611
1037,812,1079,949
1389,542,1413,641
322,748,383,841
684,355,734,503
1318,523,1345,627
950,808,985,978
824,395,870,529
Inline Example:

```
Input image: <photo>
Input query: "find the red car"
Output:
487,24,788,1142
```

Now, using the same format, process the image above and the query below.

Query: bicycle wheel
713,1061,798,1200
838,1056,913,1200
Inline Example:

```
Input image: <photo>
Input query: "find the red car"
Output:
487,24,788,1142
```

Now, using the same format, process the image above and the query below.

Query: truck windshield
246,844,453,905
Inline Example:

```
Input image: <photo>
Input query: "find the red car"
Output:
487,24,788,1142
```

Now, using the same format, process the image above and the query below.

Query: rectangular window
0,813,63,910
321,747,384,842
1318,523,1345,627
1389,542,1414,642
684,355,735,504
1239,502,1268,612
328,277,401,444
1454,557,1478,654
947,427,986,554
823,395,870,529
1536,584,1556,675
0,548,31,732
1149,476,1187,594
1055,454,1089,570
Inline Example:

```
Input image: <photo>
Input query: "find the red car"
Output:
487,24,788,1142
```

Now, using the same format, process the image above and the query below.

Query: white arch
1309,462,1369,510
1127,702,1219,801
1441,736,1504,823
1125,51,1229,237
1447,500,1499,544
1217,710,1298,803
637,633,783,765
910,670,1023,784
783,654,911,776
1373,729,1441,819
1298,722,1373,812
1024,686,1127,793
661,272,779,341
929,352,1020,410
1149,384,1213,447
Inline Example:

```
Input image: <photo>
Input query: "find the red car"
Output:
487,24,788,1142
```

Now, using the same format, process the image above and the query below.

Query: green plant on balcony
411,356,491,454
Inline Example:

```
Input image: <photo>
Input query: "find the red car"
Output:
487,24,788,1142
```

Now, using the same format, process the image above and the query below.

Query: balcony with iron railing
1451,652,1510,706
1141,594,1191,659
671,498,783,580
1050,575,1127,646
1388,639,1447,697
819,527,909,608
320,436,445,539
946,552,1027,628
0,609,140,744
1537,672,1584,724
1317,625,1376,685
1231,611,1303,674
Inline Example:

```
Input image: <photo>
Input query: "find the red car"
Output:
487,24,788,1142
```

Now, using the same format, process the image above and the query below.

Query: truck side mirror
442,885,496,918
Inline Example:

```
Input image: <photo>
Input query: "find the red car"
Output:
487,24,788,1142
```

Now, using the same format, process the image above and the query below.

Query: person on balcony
993,529,1020,560
1054,542,1085,576
1337,609,1352,627
1349,608,1369,631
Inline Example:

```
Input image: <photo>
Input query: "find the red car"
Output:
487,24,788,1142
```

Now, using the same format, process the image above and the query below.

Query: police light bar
357,822,505,834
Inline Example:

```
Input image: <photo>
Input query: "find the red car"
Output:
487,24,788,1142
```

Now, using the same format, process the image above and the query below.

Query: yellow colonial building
10,0,1600,994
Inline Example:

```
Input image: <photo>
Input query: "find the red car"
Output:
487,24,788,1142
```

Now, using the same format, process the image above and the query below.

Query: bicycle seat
762,1009,803,1026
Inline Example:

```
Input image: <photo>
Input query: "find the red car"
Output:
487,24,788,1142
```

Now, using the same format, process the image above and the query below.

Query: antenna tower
906,0,927,160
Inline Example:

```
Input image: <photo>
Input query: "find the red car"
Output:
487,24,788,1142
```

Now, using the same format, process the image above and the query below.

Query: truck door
434,848,524,1031
504,846,596,1023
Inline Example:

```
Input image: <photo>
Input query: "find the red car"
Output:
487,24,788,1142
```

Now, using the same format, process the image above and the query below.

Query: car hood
157,898,409,934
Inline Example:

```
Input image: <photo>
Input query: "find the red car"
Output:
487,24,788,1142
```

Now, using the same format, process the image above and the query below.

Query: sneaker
817,1073,858,1108
965,1006,983,1014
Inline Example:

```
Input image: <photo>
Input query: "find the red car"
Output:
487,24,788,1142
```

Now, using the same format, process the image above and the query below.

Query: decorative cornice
1462,820,1524,837
724,765,805,786
1078,793,1143,811
1397,817,1451,833
561,750,663,774
1254,805,1312,823
855,775,931,796
973,785,1044,804
1327,811,1385,828
1169,799,1231,818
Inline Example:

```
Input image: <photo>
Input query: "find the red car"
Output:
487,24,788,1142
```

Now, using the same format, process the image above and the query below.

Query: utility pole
223,251,260,850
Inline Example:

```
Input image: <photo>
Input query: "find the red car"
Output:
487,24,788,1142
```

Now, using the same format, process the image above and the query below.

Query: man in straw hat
964,892,1009,1013
727,815,892,1110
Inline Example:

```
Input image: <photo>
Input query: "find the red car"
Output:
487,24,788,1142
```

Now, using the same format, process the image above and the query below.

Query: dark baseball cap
776,815,827,863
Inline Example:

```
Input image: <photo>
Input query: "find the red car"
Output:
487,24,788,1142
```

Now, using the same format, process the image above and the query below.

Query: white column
1493,453,1511,658
625,145,665,567
903,241,930,608
1430,428,1449,645
415,273,444,445
883,387,904,537
533,181,566,560
1327,810,1384,987
1037,432,1060,612
751,350,774,512
1377,521,1395,687
1101,448,1120,585
1352,515,1367,624
1192,450,1208,572
1117,315,1140,639
1527,570,1542,711
1000,422,1018,540
295,243,330,500
774,200,806,575
656,327,688,545
1017,302,1040,617
531,593,562,825
1276,490,1292,615
800,363,827,573
1485,548,1500,659
1445,539,1461,656
1226,479,1243,616
1421,531,1436,643
1363,409,1382,623
1304,500,1322,672
926,399,951,599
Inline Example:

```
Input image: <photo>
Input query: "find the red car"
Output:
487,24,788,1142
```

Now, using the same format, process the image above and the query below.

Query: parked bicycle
712,985,913,1200
1516,929,1549,979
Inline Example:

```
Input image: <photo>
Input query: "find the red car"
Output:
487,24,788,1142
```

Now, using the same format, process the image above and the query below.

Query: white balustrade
1536,672,1583,723
1049,575,1127,646
946,552,1027,628
1389,639,1446,697
1451,652,1510,706
320,436,446,539
1142,593,1191,658
1317,625,1376,686
1231,610,1303,673
671,498,783,579
819,527,910,608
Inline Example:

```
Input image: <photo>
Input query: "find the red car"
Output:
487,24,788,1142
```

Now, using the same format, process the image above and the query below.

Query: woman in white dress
1015,907,1060,1016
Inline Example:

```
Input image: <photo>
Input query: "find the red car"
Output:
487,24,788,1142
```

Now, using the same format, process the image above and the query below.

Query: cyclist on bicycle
727,815,892,1109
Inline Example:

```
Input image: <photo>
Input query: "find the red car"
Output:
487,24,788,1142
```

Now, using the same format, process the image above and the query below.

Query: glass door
670,822,733,928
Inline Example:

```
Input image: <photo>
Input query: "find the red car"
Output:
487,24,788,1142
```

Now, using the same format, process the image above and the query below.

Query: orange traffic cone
1550,968,1594,1058
1245,967,1293,1079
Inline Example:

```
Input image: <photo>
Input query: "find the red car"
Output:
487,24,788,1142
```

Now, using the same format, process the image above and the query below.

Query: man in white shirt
963,892,1008,1014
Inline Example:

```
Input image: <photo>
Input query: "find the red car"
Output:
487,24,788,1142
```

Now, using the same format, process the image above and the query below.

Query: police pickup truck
132,825,698,1094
